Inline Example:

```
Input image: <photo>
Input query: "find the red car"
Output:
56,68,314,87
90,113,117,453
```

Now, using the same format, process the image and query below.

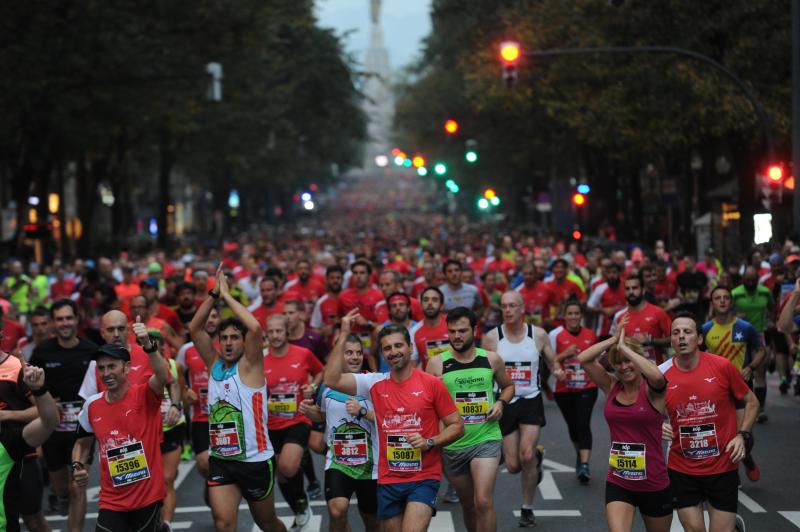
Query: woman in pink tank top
577,317,672,532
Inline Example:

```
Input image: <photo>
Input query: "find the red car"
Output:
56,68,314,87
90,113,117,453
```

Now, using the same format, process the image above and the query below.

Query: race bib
209,421,243,457
386,434,421,472
199,388,209,415
609,442,646,481
57,401,82,432
505,361,532,386
106,441,150,487
332,431,369,466
455,391,489,424
679,423,720,459
267,393,297,418
564,363,587,389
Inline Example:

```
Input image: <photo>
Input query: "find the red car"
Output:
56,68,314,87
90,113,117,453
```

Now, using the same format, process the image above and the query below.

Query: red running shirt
264,344,324,430
548,326,598,393
354,369,457,484
252,301,286,332
78,383,165,511
338,288,384,333
176,342,211,422
659,352,751,476
611,303,671,364
409,317,450,370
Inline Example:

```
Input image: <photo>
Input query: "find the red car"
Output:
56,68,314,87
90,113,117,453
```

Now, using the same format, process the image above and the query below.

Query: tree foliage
0,0,366,253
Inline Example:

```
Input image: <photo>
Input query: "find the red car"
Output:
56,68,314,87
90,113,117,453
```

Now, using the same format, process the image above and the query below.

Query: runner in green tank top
426,307,515,532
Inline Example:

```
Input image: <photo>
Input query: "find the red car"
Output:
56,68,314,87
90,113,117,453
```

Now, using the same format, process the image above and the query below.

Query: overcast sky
315,0,431,70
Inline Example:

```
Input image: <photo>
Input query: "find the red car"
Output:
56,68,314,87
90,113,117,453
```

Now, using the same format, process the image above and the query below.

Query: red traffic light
767,164,784,183
572,230,582,240
444,119,459,134
500,41,521,65
572,193,586,206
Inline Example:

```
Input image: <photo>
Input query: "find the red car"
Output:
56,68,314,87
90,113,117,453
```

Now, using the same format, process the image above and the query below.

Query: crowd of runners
0,199,797,531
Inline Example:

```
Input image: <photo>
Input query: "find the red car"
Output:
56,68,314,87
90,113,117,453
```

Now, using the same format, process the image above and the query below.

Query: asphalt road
36,373,800,531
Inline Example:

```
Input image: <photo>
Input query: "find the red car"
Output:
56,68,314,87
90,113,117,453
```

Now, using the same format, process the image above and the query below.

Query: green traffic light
465,151,478,163
434,162,447,175
403,158,412,167
417,167,428,176
445,179,459,193
477,198,489,209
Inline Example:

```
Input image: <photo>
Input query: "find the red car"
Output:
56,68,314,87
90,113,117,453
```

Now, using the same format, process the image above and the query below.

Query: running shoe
160,523,173,532
756,411,768,424
577,463,590,484
742,455,760,482
735,514,746,532
289,506,312,532
180,443,193,461
49,494,68,516
535,445,545,485
518,508,536,527
443,484,460,503
779,378,789,395
306,480,322,500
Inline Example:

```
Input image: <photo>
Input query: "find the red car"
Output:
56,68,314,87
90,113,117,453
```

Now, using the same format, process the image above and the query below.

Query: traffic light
444,119,459,134
760,163,785,205
483,188,496,200
434,162,448,176
412,156,426,168
572,229,582,240
478,198,490,210
417,167,428,177
572,193,586,206
445,179,460,193
499,41,521,86
767,164,783,183
465,139,478,163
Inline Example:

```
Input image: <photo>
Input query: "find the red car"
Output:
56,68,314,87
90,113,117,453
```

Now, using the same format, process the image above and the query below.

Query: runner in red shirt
251,277,286,331
129,295,183,358
516,261,558,329
610,273,672,364
409,286,449,370
548,301,598,482
72,321,170,532
263,314,324,526
175,305,220,480
374,269,423,323
283,259,326,306
309,265,344,345
324,310,464,531
410,261,438,298
338,260,384,352
659,313,758,532
586,263,626,338
0,309,25,353
79,310,155,400
545,259,586,326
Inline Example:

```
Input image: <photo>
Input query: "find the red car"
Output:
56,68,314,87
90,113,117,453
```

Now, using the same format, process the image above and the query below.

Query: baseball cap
94,344,131,361
140,277,159,289
787,255,800,264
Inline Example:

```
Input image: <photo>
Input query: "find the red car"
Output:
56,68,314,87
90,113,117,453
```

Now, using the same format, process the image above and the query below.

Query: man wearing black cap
71,316,170,532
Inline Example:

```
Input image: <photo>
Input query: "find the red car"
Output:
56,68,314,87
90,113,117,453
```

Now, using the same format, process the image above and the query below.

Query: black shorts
95,501,162,532
766,327,789,352
42,431,94,471
4,456,44,517
191,421,210,454
500,395,546,436
605,481,673,517
161,425,184,454
269,423,311,454
324,468,378,514
668,469,739,513
208,456,276,501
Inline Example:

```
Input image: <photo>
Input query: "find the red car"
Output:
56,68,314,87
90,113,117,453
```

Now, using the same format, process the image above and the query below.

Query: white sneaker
735,514,746,532
289,506,312,532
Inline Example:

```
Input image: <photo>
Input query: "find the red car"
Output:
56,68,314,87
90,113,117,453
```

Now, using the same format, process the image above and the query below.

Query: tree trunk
157,128,175,249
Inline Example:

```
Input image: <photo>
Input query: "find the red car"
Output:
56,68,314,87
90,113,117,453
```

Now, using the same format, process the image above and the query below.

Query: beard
626,295,643,307
452,337,474,353
607,278,620,289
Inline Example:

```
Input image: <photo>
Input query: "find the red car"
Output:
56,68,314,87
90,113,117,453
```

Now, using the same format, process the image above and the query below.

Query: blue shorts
377,480,440,519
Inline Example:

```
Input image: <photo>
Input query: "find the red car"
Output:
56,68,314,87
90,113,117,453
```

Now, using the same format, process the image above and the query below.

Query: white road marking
428,510,454,531
738,489,767,513
779,511,800,528
537,472,562,500
261,515,322,531
173,462,195,490
170,523,193,530
513,510,582,517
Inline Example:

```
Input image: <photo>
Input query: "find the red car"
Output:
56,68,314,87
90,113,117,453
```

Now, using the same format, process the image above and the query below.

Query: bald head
101,310,129,346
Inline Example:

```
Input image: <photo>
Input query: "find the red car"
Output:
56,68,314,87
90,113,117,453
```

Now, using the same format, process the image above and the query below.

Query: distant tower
362,0,394,169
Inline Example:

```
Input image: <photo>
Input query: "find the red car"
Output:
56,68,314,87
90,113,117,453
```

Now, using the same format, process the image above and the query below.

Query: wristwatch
426,438,435,450
70,461,84,474
357,406,368,419
738,430,752,441
142,342,158,353
208,289,220,299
